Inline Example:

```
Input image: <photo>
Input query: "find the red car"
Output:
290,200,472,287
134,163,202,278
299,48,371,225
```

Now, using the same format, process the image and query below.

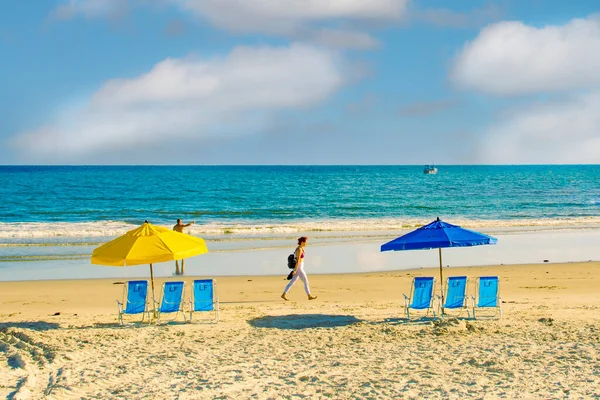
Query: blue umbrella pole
439,248,444,312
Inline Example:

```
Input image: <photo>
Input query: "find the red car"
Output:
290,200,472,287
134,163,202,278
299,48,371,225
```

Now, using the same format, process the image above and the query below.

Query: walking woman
281,237,317,301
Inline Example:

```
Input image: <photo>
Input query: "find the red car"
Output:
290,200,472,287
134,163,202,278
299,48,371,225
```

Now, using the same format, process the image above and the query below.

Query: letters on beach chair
437,276,469,317
116,280,149,325
189,279,220,323
471,276,502,319
156,281,187,323
403,277,435,319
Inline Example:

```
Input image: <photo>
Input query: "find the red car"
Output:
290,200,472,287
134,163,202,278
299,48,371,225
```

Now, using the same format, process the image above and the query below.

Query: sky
1,0,600,165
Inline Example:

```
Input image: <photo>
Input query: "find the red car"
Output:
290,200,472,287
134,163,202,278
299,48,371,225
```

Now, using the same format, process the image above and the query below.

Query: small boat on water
423,165,438,174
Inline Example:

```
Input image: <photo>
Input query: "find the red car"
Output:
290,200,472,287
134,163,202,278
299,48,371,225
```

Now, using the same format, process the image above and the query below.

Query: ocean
1,165,600,280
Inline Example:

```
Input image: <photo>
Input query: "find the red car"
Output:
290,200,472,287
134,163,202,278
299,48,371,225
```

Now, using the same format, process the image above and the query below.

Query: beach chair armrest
403,294,410,308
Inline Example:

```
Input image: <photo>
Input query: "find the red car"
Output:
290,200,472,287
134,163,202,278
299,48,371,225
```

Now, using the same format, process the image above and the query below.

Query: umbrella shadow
0,321,61,331
248,314,362,330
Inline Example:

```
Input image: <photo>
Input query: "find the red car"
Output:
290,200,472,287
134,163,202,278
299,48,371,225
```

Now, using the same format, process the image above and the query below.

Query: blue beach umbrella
381,217,497,303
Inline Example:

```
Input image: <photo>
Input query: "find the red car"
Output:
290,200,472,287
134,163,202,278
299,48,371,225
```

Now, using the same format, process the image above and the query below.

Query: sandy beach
1,262,600,399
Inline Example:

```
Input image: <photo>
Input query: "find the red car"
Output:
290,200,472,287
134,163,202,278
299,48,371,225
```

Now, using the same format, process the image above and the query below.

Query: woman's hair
297,236,308,245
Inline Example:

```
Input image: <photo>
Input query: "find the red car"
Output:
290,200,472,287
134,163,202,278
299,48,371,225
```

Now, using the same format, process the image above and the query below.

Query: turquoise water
2,165,600,228
1,165,600,276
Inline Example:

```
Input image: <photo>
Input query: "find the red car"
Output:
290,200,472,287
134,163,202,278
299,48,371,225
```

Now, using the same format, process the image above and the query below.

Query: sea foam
2,217,600,240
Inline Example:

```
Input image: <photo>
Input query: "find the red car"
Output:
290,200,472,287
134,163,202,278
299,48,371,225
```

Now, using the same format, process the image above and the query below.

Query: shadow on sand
90,322,146,329
248,314,362,330
376,316,438,326
0,321,61,331
91,319,186,328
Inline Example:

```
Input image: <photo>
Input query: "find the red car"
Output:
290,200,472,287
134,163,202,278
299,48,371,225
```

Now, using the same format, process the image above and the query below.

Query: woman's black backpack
287,254,297,269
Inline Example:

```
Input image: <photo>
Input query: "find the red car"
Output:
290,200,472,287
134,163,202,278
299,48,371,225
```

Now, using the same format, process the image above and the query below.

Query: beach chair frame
156,281,187,324
471,276,502,319
189,279,220,323
116,280,150,325
437,276,470,318
403,277,436,319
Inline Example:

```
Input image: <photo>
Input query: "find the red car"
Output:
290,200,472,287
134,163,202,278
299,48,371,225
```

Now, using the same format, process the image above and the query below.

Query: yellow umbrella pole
149,263,157,319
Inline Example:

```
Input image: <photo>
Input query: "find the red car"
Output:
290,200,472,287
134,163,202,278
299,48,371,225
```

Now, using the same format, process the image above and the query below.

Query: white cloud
50,0,408,49
11,44,346,158
305,28,380,50
452,15,600,95
451,15,600,163
479,92,600,163
173,0,408,33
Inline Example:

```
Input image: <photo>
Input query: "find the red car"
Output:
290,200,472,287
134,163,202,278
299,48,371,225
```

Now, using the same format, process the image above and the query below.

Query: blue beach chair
116,280,149,325
471,276,502,319
403,277,435,319
437,276,469,317
189,279,220,323
156,281,186,323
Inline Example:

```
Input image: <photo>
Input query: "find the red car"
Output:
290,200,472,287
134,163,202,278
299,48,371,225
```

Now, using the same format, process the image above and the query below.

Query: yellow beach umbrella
91,221,208,317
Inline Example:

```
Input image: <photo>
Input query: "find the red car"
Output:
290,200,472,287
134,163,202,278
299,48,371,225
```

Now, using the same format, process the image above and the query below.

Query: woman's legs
283,272,299,294
282,267,317,300
295,268,311,295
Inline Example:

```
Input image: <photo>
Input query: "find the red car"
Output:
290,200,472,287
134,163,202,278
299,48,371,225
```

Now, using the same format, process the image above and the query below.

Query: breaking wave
2,217,600,240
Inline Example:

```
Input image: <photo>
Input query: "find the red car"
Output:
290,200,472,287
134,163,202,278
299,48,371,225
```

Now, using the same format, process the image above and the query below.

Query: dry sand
1,262,600,399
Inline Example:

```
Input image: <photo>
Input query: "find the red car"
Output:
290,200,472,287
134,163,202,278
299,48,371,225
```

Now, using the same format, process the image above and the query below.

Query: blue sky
1,0,600,165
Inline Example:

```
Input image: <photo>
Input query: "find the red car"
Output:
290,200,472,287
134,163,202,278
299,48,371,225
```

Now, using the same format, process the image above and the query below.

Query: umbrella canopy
91,222,208,266
92,221,208,318
381,218,497,309
381,218,497,252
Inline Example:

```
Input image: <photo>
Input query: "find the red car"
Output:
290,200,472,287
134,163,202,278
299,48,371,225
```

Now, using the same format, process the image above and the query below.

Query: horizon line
1,164,599,167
